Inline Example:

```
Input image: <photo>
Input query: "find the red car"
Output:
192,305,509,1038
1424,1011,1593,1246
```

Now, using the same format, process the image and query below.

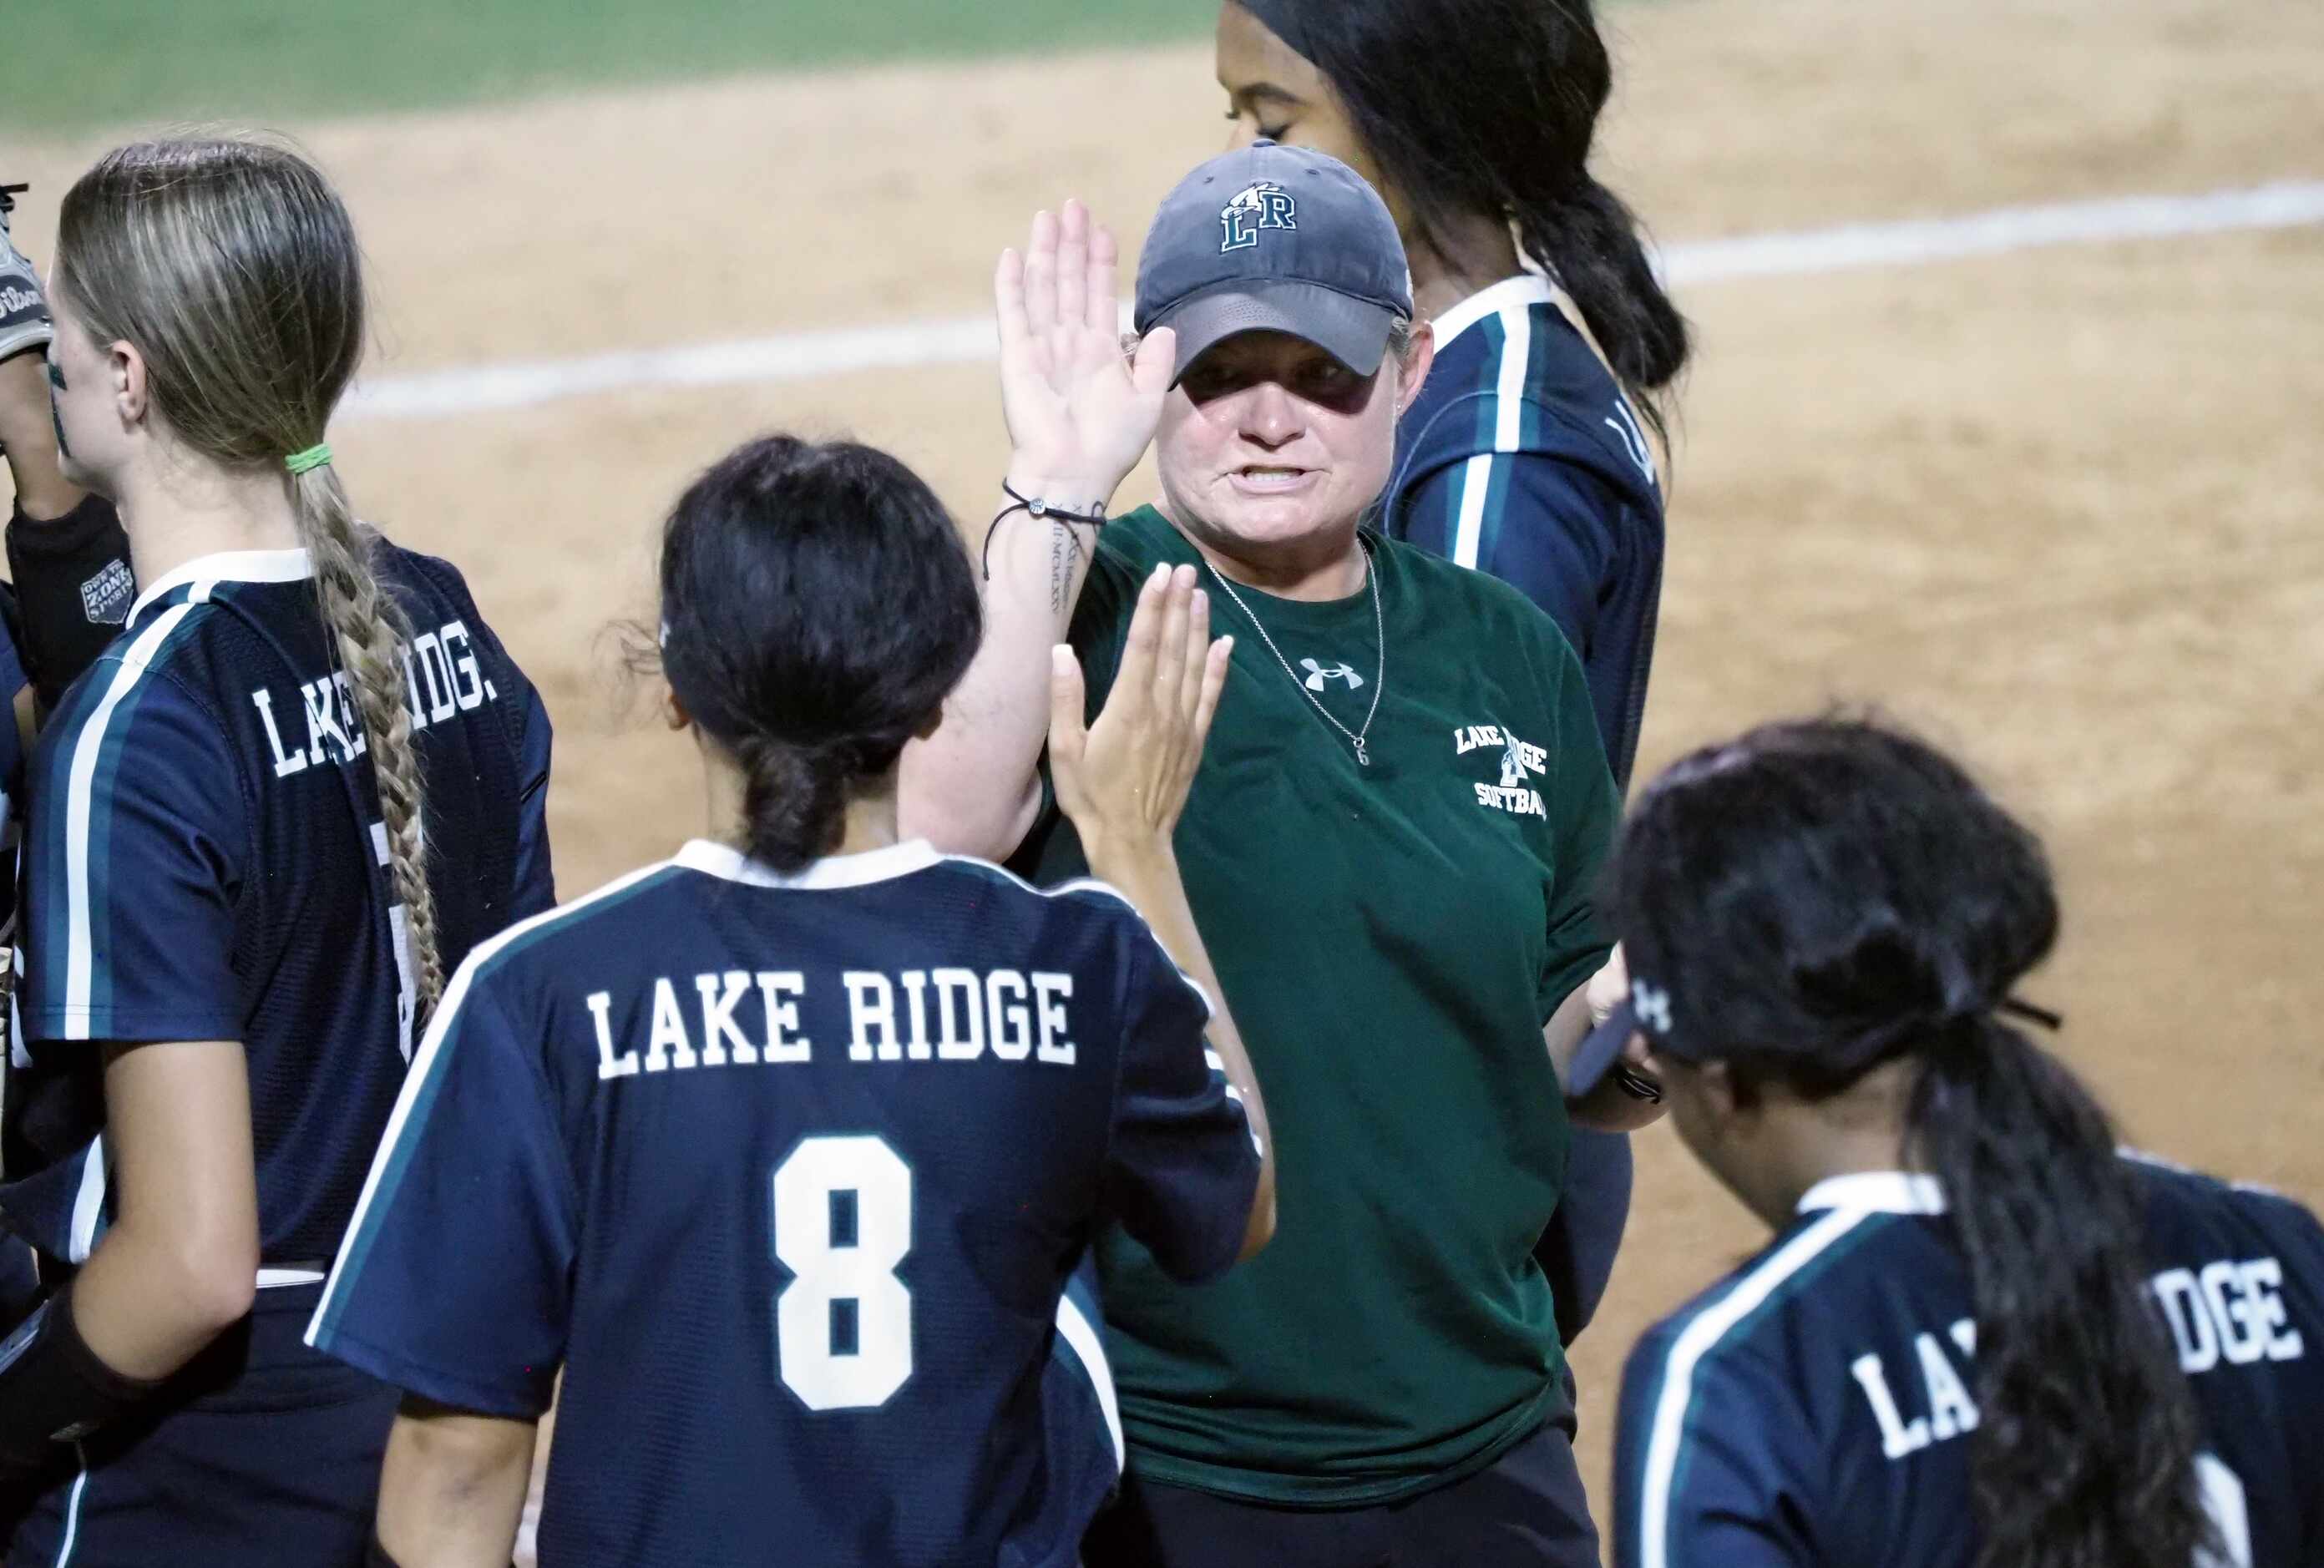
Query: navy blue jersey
1386,275,1664,789
0,599,27,924
3,544,552,1272
308,839,1258,1568
1613,1162,2324,1568
0,605,30,1312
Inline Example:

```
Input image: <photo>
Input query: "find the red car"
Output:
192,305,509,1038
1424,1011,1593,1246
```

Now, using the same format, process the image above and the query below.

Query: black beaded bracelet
980,483,1107,580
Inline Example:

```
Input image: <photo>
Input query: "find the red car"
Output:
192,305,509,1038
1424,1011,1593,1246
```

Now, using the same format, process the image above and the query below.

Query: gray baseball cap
1134,141,1412,385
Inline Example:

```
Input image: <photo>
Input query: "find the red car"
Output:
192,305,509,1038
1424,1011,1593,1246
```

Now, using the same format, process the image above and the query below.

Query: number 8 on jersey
773,1135,914,1411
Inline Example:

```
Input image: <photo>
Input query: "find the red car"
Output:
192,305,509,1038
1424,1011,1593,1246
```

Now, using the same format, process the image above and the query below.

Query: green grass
9,0,1216,135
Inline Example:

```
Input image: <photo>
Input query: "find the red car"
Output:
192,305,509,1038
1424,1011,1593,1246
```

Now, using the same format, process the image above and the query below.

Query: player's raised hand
0,183,87,518
1048,563,1229,864
0,182,56,372
995,200,1175,510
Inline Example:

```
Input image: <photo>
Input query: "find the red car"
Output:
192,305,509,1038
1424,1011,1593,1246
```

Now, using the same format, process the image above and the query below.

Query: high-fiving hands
1047,564,1228,869
995,200,1175,513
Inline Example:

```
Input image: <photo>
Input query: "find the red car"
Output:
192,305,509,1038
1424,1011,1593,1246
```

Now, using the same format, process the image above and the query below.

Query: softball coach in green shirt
904,142,1662,1566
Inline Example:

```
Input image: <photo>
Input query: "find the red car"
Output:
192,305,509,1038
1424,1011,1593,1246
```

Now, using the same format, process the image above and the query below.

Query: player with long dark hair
1573,716,2324,1566
310,433,1274,1566
0,138,552,1565
1213,0,1689,1352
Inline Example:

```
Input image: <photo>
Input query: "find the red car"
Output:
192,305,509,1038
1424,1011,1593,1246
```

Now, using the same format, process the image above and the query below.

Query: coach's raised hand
995,200,1174,512
898,204,1176,862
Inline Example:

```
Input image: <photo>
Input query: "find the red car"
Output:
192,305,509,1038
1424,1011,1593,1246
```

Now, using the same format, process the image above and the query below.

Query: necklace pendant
1354,738,1370,766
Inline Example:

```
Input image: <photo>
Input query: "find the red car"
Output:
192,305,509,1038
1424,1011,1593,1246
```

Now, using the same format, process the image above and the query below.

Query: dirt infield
9,0,2321,1532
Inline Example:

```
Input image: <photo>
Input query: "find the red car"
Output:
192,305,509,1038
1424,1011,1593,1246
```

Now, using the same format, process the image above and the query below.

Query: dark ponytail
732,737,856,873
1239,0,1689,437
1512,175,1689,423
1613,716,2210,1568
1911,1020,2208,1568
652,435,981,873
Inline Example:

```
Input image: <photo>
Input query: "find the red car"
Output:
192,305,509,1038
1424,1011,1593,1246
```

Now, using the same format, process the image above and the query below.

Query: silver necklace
1203,539,1385,767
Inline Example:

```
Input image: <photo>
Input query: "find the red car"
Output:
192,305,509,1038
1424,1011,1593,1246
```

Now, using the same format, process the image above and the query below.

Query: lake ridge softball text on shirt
1848,1245,2306,1465
1455,721,1553,819
582,963,1085,1079
248,615,505,778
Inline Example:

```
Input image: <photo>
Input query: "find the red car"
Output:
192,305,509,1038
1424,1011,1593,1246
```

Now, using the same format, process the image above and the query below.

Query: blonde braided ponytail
58,138,445,1018
295,465,445,1014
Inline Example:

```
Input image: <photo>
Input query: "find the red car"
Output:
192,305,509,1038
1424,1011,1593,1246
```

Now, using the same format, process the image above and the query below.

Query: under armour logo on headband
1632,980,1673,1035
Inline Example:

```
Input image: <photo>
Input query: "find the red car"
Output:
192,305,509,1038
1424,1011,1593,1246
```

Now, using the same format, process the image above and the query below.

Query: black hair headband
1569,980,2066,1103
1235,0,1321,65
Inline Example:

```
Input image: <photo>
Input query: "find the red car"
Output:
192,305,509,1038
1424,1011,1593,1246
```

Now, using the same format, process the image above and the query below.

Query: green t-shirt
1015,506,1620,1506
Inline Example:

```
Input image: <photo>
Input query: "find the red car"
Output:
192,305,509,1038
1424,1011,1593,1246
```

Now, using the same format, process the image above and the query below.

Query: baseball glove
0,184,54,367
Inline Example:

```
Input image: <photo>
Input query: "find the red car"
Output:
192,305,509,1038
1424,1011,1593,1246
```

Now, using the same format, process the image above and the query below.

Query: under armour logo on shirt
1301,659,1364,692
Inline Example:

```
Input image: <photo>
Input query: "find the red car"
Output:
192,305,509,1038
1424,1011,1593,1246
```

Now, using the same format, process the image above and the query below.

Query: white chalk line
343,180,2324,423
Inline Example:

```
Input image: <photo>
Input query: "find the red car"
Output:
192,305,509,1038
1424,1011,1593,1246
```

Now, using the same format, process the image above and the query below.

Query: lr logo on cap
1221,181,1298,253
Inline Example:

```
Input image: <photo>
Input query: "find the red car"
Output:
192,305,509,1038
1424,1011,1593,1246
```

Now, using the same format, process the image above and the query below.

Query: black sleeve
7,493,134,710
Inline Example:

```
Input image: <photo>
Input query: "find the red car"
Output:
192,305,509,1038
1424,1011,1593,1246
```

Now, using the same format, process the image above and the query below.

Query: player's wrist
1000,460,1115,521
0,352,58,450
1080,832,1180,893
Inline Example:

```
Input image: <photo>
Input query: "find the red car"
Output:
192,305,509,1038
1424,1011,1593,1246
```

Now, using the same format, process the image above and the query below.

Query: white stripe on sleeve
1052,1291,1126,1470
66,1136,105,1265
1450,302,1536,570
1635,1206,1869,1568
63,603,201,1039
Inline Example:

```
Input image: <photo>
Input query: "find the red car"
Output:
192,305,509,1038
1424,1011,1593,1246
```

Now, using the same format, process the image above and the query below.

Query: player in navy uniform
0,578,36,1328
0,177,152,1367
1566,716,2324,1567
1213,0,1689,1353
0,176,107,924
311,435,1273,1567
1,177,137,721
0,139,553,1565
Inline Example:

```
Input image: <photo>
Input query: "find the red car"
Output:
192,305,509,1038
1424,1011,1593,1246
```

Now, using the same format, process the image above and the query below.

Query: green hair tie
284,443,333,476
